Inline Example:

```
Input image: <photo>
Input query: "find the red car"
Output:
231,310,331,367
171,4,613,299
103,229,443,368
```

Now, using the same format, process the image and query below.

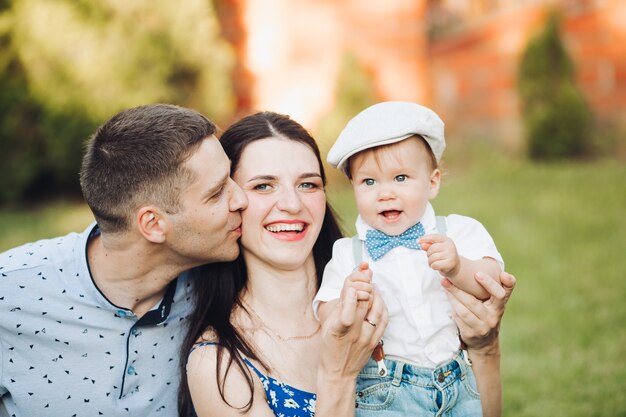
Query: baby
314,101,504,416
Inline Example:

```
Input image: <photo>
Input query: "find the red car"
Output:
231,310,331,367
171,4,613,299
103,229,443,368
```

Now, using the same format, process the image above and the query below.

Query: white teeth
266,223,305,232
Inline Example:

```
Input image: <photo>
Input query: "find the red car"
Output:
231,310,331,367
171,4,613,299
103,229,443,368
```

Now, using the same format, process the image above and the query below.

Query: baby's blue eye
395,175,407,182
364,178,375,186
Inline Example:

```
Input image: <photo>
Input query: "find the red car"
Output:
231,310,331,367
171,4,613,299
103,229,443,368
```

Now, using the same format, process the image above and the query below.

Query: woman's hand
314,281,388,416
320,283,388,377
442,271,516,352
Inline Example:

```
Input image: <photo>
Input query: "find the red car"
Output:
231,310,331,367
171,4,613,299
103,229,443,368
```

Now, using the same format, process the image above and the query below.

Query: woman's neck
237,252,322,390
241,254,318,323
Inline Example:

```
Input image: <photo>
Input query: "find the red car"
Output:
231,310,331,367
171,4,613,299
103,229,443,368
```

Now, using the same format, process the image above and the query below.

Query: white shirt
313,203,504,367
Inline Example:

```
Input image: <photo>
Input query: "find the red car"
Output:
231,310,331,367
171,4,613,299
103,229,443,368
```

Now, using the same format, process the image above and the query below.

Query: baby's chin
372,216,417,236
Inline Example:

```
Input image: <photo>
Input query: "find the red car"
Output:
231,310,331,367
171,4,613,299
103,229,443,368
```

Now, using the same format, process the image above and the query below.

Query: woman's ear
136,206,167,243
428,169,441,200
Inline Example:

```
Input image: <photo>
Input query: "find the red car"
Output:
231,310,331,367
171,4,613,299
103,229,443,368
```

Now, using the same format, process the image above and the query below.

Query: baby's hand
341,262,373,307
418,234,460,278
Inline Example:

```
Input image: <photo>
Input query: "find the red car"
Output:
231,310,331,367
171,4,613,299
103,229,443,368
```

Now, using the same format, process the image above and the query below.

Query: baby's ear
428,169,441,199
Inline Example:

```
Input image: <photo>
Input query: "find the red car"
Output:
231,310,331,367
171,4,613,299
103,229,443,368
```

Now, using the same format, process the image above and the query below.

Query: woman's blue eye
364,178,375,186
395,175,407,182
300,182,317,190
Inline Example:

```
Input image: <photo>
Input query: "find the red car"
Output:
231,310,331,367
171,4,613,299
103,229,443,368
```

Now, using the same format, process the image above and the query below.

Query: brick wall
428,0,626,150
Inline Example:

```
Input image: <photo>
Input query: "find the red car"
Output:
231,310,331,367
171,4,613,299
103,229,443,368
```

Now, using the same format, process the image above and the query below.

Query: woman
178,112,515,417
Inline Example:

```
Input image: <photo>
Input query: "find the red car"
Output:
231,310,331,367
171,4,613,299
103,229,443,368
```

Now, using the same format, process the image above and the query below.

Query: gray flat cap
327,101,445,174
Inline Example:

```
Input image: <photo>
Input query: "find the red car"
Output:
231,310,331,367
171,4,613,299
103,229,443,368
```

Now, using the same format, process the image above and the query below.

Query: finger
357,262,370,272
349,282,374,293
446,289,490,340
355,291,371,302
427,250,452,265
425,243,446,259
441,278,485,320
363,288,388,346
475,272,506,300
419,233,444,244
336,287,358,333
348,268,373,283
500,271,517,292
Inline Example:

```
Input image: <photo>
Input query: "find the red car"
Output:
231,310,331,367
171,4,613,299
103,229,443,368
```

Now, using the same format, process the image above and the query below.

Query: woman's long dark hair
178,112,344,416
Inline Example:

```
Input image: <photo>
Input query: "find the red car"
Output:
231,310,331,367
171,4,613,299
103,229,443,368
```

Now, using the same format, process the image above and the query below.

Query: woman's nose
276,187,302,212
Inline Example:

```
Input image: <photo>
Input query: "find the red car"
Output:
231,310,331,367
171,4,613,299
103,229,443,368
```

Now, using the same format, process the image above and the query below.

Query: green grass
0,200,94,251
1,149,625,416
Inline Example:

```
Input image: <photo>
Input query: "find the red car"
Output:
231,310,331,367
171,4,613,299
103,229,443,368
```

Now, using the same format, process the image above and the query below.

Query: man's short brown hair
80,104,216,233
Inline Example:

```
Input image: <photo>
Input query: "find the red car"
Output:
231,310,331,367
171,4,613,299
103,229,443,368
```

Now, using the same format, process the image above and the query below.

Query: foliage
316,52,377,190
518,12,593,160
0,0,235,205
11,0,235,121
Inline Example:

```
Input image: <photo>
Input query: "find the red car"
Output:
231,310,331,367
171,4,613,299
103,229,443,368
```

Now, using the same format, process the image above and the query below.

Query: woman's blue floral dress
242,357,316,417
191,342,316,417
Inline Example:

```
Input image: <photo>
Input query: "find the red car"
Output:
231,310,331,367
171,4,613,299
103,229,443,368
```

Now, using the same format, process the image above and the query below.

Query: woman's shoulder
188,330,221,361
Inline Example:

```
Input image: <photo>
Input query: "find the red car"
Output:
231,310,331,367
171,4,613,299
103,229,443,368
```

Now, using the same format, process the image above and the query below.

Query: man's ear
136,206,167,243
428,168,441,200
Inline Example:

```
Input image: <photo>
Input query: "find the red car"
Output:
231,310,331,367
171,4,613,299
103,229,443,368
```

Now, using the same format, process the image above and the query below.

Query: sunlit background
1,0,625,415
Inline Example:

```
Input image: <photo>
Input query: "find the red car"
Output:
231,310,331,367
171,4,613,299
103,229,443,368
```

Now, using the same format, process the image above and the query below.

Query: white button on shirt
313,203,504,367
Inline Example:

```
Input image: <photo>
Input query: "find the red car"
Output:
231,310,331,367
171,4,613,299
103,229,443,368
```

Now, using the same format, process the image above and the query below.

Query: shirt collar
356,202,437,240
80,222,181,324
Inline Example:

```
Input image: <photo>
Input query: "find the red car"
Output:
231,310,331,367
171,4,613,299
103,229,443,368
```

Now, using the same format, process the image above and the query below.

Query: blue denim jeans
355,352,482,417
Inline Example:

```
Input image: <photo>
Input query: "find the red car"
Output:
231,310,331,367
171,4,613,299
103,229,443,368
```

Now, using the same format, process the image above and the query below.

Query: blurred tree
518,11,593,160
315,52,377,193
0,0,235,205
12,0,235,121
316,52,376,153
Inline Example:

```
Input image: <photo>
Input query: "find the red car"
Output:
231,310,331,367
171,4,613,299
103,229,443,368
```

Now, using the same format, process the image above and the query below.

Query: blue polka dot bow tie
365,222,425,261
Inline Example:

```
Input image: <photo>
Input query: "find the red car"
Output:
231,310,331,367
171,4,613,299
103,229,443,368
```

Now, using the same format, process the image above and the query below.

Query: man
0,104,247,416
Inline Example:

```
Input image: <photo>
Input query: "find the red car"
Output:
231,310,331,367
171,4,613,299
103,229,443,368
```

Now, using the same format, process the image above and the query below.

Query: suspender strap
436,216,448,236
352,235,363,268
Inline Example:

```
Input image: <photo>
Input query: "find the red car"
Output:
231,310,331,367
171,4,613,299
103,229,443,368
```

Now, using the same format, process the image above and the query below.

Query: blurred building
216,0,625,150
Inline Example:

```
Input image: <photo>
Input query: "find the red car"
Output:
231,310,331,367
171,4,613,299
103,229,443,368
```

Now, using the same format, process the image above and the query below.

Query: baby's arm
419,234,501,300
318,263,373,324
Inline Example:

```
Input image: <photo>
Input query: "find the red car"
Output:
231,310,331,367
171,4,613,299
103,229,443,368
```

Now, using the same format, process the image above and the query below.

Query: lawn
1,149,625,416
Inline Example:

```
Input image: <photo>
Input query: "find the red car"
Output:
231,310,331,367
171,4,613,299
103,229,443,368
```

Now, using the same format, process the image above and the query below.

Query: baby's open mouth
380,210,401,220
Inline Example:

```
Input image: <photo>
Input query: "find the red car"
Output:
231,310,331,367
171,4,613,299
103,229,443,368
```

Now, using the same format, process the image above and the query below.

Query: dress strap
189,340,218,354
191,341,266,379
